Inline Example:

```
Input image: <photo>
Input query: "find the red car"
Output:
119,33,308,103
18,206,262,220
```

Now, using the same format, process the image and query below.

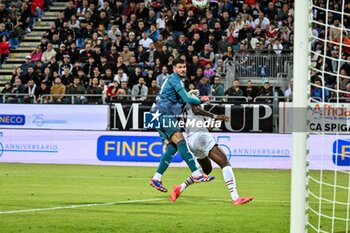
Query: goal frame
290,0,310,232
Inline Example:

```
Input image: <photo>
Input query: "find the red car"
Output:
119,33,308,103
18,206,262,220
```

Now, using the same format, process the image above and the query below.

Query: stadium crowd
0,0,349,103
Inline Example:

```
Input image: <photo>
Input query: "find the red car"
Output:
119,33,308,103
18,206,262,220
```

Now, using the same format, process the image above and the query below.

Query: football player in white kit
170,90,254,205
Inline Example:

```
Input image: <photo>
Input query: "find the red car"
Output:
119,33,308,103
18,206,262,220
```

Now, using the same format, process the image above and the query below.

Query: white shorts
187,132,217,160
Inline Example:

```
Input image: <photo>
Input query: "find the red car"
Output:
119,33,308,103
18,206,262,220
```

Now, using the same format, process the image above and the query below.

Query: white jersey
181,104,217,159
182,104,210,136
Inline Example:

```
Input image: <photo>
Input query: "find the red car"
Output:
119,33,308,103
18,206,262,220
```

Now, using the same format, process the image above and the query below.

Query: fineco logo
0,115,25,126
332,139,350,166
97,135,182,162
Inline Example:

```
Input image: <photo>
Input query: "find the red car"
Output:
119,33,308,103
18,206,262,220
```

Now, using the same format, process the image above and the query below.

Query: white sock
180,176,195,192
153,172,162,181
192,169,202,177
180,183,187,192
222,166,239,201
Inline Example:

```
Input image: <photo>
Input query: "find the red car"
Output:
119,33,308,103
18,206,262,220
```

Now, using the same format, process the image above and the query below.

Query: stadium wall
0,129,348,170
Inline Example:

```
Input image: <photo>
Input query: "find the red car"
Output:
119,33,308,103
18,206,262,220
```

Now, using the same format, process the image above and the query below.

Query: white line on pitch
0,174,288,184
209,198,290,204
0,198,166,215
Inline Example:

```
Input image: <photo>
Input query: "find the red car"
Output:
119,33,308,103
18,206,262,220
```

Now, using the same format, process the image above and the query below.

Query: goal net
292,0,350,232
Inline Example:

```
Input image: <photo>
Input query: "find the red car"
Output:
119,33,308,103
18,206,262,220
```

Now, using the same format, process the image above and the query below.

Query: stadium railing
212,96,249,102
40,94,103,104
2,93,36,103
328,97,350,103
223,51,293,91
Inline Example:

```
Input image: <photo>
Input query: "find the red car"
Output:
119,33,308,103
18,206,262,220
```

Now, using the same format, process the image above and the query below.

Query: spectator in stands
144,43,158,69
114,68,129,84
79,43,95,63
212,76,224,101
148,79,159,100
23,66,39,86
311,78,328,102
76,68,88,88
107,24,121,41
116,56,127,72
119,81,131,99
64,1,77,21
61,67,73,86
156,66,169,88
222,46,234,61
218,33,231,55
199,43,215,67
0,34,9,64
244,80,257,102
30,46,43,63
31,0,44,23
23,79,37,103
190,67,203,86
10,67,23,85
131,77,148,101
58,55,73,75
139,31,153,49
47,56,59,74
19,2,31,33
339,68,349,90
89,32,101,49
43,23,57,41
253,12,270,31
144,69,155,87
20,56,34,76
284,79,293,100
265,2,278,21
203,64,215,82
65,77,87,104
40,67,54,87
83,56,97,79
197,76,211,96
41,43,57,63
101,68,113,84
225,79,244,100
273,39,283,55
1,82,12,102
35,81,50,103
91,67,101,82
87,77,102,104
0,23,7,36
48,33,60,49
55,44,67,62
129,66,144,88
165,33,176,52
106,81,119,103
119,45,134,65
0,4,9,23
147,24,159,42
105,45,118,64
328,82,339,102
258,81,274,103
8,77,25,103
342,82,350,103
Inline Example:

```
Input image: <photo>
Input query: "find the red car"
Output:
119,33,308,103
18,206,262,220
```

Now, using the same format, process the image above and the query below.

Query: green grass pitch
2,163,347,233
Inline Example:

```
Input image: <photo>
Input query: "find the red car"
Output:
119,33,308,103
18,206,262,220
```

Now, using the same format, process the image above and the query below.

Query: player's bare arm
191,105,230,122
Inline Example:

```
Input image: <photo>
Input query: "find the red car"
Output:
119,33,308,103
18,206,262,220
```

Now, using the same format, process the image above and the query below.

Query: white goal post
291,0,350,232
290,0,310,232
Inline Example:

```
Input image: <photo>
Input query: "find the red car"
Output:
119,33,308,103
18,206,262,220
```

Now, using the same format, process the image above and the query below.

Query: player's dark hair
173,58,186,66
